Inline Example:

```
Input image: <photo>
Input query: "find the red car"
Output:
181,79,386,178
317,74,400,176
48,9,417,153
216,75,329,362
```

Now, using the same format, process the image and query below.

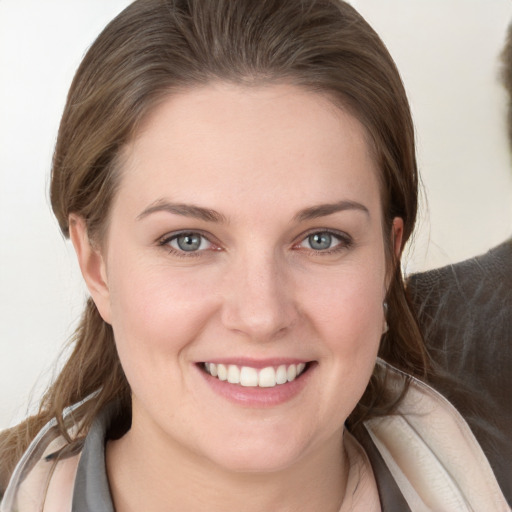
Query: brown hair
1,0,427,486
501,22,512,151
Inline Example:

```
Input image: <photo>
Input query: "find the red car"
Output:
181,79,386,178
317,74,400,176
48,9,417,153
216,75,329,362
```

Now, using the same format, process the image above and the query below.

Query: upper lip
197,358,312,369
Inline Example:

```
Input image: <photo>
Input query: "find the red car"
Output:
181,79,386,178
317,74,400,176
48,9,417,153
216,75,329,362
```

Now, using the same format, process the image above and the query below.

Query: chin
207,445,305,475
195,423,327,475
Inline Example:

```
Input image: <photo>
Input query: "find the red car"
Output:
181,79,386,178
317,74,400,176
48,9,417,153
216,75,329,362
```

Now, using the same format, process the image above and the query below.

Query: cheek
304,263,385,344
106,257,219,370
299,260,386,415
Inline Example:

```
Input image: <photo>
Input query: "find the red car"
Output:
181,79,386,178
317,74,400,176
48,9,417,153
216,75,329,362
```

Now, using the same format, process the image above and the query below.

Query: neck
106,422,348,512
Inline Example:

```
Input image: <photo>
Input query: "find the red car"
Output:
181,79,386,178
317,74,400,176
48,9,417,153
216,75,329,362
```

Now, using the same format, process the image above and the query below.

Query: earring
383,302,389,334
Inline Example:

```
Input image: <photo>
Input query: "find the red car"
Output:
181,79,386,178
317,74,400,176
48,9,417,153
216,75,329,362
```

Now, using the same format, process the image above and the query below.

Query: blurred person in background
407,21,512,503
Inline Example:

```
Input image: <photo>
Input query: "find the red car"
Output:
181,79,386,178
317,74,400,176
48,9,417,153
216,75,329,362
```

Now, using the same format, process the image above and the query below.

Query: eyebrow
294,200,370,222
137,200,227,223
137,199,369,224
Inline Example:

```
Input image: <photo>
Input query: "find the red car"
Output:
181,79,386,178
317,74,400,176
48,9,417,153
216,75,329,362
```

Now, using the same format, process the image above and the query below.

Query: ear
384,217,404,295
391,217,404,259
69,214,112,324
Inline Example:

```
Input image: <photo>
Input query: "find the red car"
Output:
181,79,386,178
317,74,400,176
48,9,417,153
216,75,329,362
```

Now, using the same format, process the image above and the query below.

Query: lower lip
197,364,314,407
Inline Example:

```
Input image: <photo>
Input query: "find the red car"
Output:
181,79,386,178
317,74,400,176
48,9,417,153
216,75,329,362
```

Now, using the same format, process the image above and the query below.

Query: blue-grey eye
300,231,343,251
308,232,333,250
170,233,210,252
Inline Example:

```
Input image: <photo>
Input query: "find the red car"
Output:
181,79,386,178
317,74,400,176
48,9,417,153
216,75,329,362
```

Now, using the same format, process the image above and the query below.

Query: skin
70,82,403,511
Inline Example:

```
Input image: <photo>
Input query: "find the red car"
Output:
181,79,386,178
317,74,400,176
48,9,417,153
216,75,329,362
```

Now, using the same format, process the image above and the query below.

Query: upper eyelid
158,229,214,245
156,228,351,251
294,228,352,244
158,231,218,257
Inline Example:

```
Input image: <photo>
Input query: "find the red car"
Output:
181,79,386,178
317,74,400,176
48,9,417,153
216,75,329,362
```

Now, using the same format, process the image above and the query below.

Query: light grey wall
1,0,512,429
351,0,512,272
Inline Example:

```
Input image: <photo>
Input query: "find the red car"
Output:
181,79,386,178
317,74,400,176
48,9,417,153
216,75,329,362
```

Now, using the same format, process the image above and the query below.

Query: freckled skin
74,82,402,510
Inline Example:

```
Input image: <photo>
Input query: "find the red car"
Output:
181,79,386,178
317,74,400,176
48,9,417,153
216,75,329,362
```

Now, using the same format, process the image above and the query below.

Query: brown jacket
407,238,512,505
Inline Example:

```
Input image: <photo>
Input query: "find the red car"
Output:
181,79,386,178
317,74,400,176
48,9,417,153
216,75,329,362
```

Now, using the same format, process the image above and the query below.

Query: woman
0,0,508,510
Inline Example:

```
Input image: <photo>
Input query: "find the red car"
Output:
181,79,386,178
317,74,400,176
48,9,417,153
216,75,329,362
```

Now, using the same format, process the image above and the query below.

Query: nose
220,251,298,342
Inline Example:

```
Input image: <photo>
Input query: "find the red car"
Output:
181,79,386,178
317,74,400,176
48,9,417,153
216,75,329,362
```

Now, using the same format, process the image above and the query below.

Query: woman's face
83,83,402,473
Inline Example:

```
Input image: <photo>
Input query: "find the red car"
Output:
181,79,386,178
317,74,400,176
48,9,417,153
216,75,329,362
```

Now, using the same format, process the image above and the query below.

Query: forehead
117,82,381,218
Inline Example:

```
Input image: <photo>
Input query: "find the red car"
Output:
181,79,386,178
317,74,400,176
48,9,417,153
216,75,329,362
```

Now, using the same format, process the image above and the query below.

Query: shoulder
405,238,512,402
405,237,512,385
404,240,512,503
406,240,512,363
0,421,82,512
407,238,512,304
363,361,511,511
1,400,122,512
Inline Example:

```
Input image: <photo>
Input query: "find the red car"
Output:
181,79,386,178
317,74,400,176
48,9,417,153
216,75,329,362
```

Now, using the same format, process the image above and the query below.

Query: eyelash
157,230,218,258
157,229,353,257
295,229,353,255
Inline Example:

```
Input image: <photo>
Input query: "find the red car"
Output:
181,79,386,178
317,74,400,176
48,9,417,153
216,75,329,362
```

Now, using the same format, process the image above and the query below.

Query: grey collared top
67,402,408,512
72,406,116,512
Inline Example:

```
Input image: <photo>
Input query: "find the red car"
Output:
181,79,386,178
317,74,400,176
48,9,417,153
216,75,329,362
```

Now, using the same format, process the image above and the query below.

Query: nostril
219,267,298,339
220,302,298,341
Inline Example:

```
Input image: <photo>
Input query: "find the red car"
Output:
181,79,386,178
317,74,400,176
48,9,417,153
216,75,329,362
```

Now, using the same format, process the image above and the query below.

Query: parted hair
0,0,427,489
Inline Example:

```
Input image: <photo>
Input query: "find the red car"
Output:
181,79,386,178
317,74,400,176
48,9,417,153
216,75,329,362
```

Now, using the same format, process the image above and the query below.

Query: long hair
1,0,427,486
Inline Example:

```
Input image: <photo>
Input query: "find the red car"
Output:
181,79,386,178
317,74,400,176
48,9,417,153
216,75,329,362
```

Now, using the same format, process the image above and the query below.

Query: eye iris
309,232,332,250
177,234,202,251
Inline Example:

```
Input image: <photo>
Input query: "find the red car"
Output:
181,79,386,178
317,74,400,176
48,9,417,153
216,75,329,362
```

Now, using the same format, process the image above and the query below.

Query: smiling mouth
202,362,309,388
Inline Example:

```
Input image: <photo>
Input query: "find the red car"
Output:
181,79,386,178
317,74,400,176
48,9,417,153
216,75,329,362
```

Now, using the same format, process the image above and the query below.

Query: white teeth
276,365,288,385
259,367,276,387
240,366,258,387
217,364,227,381
227,365,240,384
204,362,307,387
